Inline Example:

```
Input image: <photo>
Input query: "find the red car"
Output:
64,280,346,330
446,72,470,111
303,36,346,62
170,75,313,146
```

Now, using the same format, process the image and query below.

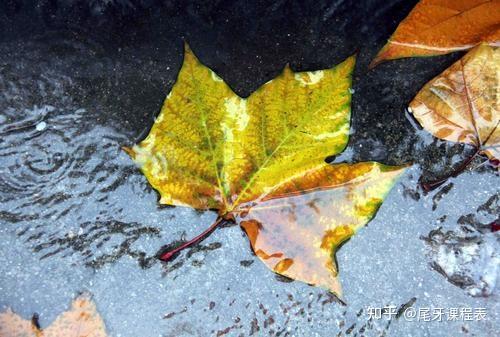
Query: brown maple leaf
371,0,500,67
0,294,108,337
409,44,499,188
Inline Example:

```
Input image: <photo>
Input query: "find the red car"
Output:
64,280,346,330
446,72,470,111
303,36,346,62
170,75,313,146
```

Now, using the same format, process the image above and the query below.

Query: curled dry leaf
0,294,107,337
410,44,499,161
371,0,500,67
126,44,406,296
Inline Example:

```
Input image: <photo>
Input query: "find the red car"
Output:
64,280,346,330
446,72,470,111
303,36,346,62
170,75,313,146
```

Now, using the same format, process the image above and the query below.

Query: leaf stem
491,220,500,232
421,149,480,192
159,216,225,261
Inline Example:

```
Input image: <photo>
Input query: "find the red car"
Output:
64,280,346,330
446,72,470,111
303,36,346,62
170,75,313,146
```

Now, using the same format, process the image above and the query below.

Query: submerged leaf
127,44,406,296
0,294,108,337
410,44,499,161
371,0,500,67
239,162,403,294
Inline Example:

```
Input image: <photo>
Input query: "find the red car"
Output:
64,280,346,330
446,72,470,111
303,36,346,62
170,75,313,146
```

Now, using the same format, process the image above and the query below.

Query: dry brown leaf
410,44,499,160
0,294,108,337
371,0,500,67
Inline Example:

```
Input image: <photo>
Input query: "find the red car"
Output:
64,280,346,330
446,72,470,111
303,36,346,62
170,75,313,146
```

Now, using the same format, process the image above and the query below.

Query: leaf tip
183,40,193,54
390,163,411,180
369,42,393,69
122,146,136,159
345,52,357,69
368,53,384,70
283,62,293,74
182,40,201,65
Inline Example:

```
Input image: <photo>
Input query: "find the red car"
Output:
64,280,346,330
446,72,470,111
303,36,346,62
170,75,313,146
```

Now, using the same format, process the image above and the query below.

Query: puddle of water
0,103,164,268
0,6,498,336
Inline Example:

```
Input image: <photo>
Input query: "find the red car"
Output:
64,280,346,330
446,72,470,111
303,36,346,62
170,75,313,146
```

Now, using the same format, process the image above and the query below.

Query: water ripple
0,101,164,268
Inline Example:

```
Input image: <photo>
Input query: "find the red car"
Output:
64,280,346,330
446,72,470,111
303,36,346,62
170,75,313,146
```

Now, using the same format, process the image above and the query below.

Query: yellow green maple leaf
125,44,406,296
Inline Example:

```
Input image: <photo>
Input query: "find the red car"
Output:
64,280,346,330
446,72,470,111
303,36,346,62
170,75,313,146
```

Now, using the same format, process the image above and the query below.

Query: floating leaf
0,294,108,337
410,44,499,162
371,0,500,67
126,45,405,296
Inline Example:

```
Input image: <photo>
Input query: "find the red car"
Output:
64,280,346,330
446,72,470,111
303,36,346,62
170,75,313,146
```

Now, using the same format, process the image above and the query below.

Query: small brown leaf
409,44,499,161
0,294,108,337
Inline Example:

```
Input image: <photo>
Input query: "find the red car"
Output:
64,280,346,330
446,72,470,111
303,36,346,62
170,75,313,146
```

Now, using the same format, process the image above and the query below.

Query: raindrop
36,121,47,131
